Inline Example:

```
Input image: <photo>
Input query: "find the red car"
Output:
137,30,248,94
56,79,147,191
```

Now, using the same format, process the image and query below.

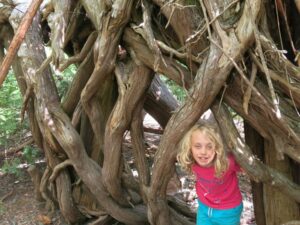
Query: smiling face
191,129,216,168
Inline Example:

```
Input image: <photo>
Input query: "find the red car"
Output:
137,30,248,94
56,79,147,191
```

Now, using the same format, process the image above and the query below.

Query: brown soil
0,168,66,225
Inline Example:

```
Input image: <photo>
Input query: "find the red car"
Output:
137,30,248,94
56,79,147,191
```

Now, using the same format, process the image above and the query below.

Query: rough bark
244,123,266,225
145,76,179,128
263,141,300,225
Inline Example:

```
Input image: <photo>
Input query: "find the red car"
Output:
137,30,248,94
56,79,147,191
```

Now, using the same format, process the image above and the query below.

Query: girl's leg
211,203,243,225
197,201,213,225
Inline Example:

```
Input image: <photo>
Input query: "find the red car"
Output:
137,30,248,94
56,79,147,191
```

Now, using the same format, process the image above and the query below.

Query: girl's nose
199,148,207,154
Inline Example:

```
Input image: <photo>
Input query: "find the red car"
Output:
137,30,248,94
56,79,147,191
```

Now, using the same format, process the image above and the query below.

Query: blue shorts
196,200,243,225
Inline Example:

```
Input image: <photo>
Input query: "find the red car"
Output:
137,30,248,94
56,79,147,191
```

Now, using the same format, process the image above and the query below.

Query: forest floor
0,115,256,225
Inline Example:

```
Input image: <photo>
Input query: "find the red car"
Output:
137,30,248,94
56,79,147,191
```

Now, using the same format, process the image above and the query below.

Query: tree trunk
263,141,300,225
245,123,266,225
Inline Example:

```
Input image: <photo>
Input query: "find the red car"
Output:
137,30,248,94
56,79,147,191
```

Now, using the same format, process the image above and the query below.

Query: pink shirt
192,154,242,209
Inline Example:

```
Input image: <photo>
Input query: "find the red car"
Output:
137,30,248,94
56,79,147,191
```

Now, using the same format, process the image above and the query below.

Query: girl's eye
206,145,213,150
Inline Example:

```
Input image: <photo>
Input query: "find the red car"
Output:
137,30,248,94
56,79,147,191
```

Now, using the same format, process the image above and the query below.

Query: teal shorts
196,200,243,225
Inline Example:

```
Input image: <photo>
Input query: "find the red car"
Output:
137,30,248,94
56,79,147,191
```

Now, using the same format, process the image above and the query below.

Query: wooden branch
209,38,265,104
20,47,51,123
49,159,73,182
40,166,56,214
0,0,43,87
167,195,196,218
36,55,52,75
144,76,179,128
250,51,300,106
295,0,300,14
153,0,208,62
275,0,297,55
77,205,108,218
199,0,212,39
186,0,240,45
80,0,134,103
141,0,166,71
0,137,33,158
27,165,43,201
114,63,127,96
59,31,98,71
224,74,300,162
61,50,94,116
85,215,114,225
20,85,33,123
156,40,202,63
123,28,192,88
49,0,72,69
250,52,298,92
251,18,280,115
258,34,300,80
282,221,300,225
130,101,151,202
143,126,164,134
102,61,153,206
48,106,148,224
243,63,257,114
0,189,14,202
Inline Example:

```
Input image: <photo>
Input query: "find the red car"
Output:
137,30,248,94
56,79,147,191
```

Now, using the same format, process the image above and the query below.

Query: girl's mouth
199,157,208,160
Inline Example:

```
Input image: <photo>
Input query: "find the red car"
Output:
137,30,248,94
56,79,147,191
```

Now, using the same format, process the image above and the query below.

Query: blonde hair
177,123,229,178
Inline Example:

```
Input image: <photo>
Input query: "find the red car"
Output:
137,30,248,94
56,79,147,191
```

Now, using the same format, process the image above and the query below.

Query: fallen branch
0,189,14,202
143,126,164,134
0,0,43,87
0,137,33,158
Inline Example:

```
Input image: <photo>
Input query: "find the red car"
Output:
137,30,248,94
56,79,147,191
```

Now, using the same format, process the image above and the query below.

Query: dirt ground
0,167,68,225
0,169,65,225
0,115,256,225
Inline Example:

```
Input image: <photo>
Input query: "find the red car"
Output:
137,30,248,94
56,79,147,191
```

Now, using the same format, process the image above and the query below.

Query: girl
177,123,243,225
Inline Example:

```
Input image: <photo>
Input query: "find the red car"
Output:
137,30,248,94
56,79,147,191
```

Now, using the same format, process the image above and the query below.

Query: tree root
27,165,43,201
40,167,56,214
49,159,72,182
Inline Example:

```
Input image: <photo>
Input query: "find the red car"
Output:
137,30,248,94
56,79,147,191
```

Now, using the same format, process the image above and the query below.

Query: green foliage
0,146,40,178
160,75,187,102
185,0,198,5
0,63,76,146
0,71,26,146
22,146,40,165
0,158,22,177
